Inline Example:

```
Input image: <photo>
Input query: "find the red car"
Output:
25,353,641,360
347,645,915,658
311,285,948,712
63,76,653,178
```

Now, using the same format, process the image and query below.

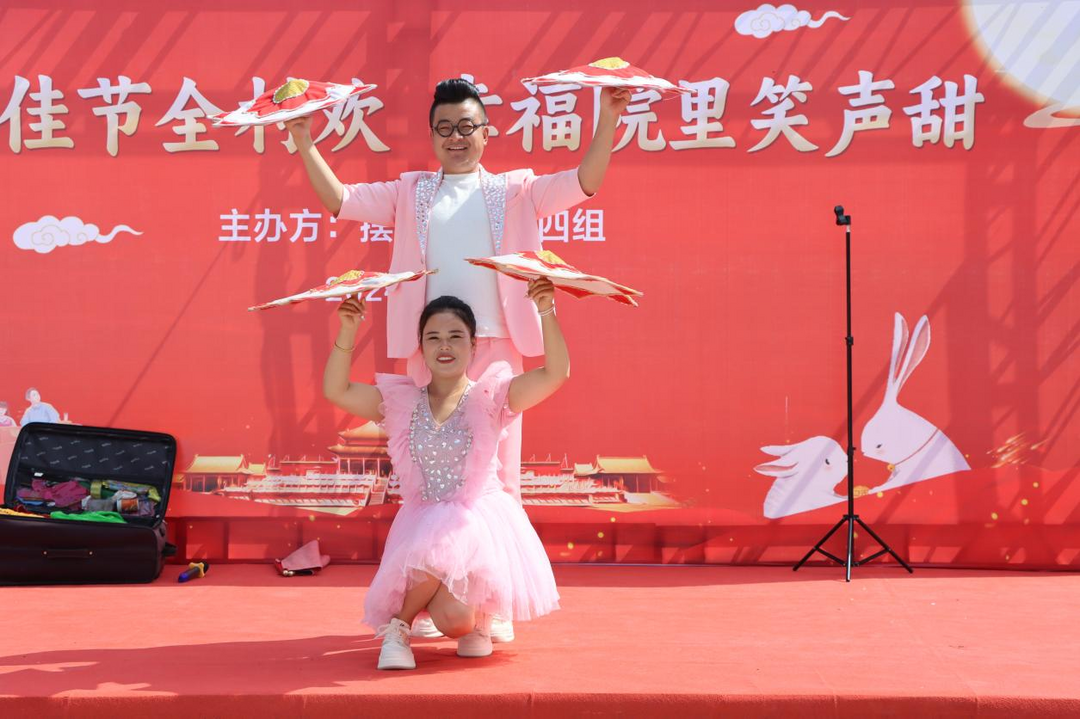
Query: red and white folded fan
248,269,433,311
520,57,689,100
211,78,377,127
467,251,642,306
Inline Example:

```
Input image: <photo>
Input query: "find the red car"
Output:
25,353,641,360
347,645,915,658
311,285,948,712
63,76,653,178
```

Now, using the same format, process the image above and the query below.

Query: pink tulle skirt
362,490,560,628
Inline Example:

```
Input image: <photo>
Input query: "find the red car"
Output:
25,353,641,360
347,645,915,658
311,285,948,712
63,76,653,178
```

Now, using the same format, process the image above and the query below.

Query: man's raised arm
286,115,345,216
577,87,631,196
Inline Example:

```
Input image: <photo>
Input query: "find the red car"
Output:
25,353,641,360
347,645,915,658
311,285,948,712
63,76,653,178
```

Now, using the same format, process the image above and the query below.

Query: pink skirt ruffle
363,491,560,628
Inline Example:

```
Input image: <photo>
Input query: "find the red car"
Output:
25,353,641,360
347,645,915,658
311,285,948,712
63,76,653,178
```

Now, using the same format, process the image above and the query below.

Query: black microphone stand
792,206,914,581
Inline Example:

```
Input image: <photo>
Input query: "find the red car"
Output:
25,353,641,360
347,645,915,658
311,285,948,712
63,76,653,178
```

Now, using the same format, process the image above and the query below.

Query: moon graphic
964,1,1080,128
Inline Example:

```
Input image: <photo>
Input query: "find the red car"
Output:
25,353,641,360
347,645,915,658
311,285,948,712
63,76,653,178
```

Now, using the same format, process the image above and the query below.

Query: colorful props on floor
248,269,434,311
520,57,689,100
211,78,377,127
466,250,642,306
178,561,210,583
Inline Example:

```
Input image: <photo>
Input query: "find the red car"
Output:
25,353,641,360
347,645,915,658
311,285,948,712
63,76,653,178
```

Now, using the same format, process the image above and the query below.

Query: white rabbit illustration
860,313,970,492
755,436,847,519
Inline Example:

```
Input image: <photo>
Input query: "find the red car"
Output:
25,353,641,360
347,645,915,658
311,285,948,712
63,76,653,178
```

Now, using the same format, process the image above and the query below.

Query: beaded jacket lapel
414,166,507,262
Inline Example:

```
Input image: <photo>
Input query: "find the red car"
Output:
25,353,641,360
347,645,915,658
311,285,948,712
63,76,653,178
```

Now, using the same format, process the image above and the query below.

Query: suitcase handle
43,548,94,560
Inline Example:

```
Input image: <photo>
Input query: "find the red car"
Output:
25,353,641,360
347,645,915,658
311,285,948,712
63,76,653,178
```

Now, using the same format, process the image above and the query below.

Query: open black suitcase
0,422,177,585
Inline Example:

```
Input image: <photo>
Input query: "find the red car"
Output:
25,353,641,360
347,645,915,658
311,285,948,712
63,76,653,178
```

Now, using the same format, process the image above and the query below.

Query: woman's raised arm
507,278,569,413
323,295,384,422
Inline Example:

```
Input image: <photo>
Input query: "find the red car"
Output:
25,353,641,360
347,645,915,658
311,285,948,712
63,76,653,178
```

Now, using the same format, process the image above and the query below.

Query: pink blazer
338,165,591,359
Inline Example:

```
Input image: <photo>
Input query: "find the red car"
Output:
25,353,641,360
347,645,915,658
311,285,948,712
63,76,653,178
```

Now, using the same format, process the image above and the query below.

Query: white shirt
425,171,508,338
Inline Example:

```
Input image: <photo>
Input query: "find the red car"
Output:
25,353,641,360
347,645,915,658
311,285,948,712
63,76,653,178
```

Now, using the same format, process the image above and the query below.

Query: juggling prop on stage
274,540,331,577
210,78,377,127
248,269,434,311
520,57,689,100
177,561,210,583
466,250,643,306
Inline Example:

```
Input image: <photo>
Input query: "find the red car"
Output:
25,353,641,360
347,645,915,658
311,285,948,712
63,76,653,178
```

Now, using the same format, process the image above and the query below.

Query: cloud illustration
13,216,142,255
736,3,849,39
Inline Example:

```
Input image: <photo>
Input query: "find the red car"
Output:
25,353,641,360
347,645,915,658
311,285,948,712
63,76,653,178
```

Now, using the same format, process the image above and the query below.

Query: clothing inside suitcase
1,422,177,584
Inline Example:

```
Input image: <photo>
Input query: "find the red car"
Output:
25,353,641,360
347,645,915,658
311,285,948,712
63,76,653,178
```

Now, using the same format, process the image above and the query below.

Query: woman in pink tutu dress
322,279,564,670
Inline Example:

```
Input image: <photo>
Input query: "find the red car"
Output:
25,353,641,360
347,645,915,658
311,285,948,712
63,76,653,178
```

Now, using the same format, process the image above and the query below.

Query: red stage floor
1,565,1078,718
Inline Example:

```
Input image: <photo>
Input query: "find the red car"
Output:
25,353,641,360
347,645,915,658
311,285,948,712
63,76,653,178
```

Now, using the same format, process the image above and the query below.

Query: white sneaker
376,618,416,670
456,614,494,658
411,615,445,638
490,615,515,643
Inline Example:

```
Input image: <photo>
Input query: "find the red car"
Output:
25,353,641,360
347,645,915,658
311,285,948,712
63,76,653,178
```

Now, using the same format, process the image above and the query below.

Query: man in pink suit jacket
286,78,628,506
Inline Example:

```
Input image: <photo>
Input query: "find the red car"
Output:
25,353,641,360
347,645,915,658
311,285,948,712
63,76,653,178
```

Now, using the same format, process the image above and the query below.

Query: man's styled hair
429,78,487,125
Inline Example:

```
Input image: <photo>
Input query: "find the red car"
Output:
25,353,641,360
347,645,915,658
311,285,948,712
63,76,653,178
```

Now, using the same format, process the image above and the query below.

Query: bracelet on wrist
333,340,355,353
538,304,556,317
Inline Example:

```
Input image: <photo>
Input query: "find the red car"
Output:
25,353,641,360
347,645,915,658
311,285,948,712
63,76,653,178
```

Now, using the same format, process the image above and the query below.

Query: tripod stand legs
853,515,914,574
793,514,914,581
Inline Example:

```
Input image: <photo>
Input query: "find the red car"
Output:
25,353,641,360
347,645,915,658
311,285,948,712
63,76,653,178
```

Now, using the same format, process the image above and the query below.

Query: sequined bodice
409,385,474,502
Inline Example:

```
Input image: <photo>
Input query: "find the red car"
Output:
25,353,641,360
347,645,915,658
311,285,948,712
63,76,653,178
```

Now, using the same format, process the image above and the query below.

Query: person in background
0,401,16,428
20,388,60,426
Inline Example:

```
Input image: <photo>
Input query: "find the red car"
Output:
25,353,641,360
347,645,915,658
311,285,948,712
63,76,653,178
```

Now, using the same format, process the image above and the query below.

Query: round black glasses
432,120,488,137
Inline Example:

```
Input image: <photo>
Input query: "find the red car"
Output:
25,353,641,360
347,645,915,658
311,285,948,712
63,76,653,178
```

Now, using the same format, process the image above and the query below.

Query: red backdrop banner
1,1,1077,568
